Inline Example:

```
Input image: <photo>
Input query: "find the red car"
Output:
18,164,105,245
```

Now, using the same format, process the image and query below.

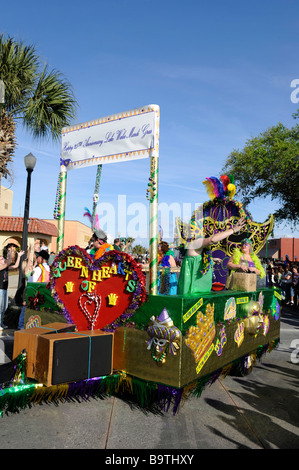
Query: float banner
60,105,159,171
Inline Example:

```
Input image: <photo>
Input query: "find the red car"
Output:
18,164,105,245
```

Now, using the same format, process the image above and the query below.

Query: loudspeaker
13,322,77,378
35,329,114,386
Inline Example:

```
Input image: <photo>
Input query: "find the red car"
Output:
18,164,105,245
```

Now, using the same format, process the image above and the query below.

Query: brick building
258,238,299,262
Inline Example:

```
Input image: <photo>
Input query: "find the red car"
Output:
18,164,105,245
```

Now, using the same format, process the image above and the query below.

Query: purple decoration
157,307,170,323
156,384,184,415
275,301,280,321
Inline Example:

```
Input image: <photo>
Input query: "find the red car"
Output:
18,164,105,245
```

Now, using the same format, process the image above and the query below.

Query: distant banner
60,104,159,171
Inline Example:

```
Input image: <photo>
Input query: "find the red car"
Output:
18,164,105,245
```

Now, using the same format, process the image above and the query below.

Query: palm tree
0,110,15,182
0,33,77,182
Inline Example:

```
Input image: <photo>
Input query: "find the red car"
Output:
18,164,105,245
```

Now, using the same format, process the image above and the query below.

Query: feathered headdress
203,174,236,200
83,207,106,240
83,207,92,224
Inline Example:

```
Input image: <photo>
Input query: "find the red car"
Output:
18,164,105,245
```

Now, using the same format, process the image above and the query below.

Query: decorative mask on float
146,308,181,366
244,300,264,335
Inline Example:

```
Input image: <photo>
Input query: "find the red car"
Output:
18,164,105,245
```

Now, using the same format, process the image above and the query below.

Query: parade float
0,105,280,416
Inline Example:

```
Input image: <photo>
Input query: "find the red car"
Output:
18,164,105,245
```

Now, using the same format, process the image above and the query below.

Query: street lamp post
16,153,37,303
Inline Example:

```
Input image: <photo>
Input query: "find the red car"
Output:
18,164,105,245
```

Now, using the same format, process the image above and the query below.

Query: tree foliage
0,111,16,180
0,34,77,140
132,244,147,255
222,122,299,227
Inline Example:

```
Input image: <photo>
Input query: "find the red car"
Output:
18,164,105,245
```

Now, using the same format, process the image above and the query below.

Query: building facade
0,216,92,255
258,237,299,262
43,219,93,253
0,185,13,217
0,185,93,255
0,216,57,254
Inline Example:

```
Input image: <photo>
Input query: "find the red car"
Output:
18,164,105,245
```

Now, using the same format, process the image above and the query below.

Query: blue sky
1,0,299,246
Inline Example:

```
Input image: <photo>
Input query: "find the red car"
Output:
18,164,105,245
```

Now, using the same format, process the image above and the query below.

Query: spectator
113,238,122,251
0,247,24,330
120,238,131,253
290,265,299,307
267,265,275,287
17,244,35,330
48,251,56,265
276,266,283,286
29,249,50,282
280,266,292,303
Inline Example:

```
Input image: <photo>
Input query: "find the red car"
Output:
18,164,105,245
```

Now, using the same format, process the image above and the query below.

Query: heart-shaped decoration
50,246,147,331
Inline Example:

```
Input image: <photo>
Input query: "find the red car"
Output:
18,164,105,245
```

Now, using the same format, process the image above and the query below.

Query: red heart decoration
50,246,147,331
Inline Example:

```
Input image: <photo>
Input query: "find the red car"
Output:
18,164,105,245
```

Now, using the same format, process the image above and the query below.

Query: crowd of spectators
265,257,299,308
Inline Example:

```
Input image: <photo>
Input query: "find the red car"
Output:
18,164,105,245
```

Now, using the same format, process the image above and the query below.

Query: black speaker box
35,329,113,386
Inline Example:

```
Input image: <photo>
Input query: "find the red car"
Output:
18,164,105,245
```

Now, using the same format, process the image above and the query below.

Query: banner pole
91,164,102,232
56,165,67,253
148,107,160,295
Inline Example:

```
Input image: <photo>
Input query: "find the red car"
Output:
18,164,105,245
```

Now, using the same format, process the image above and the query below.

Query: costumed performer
158,241,178,295
28,249,50,282
90,229,113,260
226,238,265,278
178,217,246,295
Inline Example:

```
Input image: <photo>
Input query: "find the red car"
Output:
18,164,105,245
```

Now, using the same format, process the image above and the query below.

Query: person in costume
91,230,113,260
226,238,265,278
29,249,50,282
177,217,246,295
158,241,178,295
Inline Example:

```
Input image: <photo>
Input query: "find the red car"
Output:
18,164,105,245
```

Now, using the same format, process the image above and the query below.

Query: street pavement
0,275,298,450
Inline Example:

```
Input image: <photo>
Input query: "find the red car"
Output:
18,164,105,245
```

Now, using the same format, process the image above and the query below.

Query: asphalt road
0,305,298,450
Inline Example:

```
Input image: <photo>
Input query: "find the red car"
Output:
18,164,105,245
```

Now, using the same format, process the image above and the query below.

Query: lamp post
16,153,37,303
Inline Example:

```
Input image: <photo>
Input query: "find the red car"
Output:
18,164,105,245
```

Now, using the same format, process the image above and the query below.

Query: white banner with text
60,105,159,171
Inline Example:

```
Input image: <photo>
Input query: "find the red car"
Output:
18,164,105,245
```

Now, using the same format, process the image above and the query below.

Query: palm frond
0,34,38,114
22,65,77,140
0,34,77,142
0,110,16,179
